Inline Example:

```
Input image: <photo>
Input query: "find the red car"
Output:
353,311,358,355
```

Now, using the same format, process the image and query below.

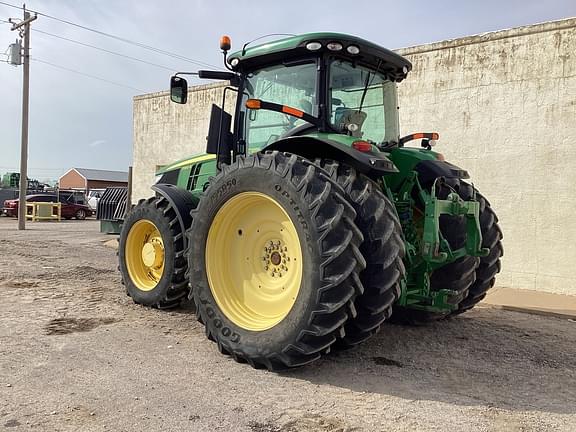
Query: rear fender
262,136,398,177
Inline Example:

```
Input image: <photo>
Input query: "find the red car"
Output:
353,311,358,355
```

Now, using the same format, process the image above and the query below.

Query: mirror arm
174,71,199,77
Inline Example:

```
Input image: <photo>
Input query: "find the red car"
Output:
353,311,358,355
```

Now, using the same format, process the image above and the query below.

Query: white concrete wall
132,82,229,202
396,18,576,296
132,18,576,296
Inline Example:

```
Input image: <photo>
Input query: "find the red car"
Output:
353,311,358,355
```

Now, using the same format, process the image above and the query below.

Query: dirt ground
0,217,575,432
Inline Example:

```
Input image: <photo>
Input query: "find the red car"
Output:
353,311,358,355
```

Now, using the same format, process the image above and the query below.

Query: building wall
395,18,576,296
132,82,232,203
132,18,576,296
59,169,86,190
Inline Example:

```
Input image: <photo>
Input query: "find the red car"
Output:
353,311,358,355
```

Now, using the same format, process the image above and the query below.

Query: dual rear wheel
188,152,370,369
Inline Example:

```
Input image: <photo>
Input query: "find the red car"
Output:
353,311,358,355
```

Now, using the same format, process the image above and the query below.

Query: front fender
151,184,197,247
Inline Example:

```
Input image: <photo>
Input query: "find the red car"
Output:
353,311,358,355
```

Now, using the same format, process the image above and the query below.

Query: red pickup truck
2,193,93,220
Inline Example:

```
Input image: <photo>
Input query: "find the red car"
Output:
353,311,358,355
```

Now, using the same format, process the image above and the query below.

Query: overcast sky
0,0,575,181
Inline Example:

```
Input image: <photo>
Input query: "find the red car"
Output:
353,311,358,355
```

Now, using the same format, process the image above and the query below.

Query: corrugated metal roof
74,168,128,183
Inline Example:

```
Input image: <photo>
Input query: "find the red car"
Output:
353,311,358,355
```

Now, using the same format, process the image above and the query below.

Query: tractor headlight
230,58,239,67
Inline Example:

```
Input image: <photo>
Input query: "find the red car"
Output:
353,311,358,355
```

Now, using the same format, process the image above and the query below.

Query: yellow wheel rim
206,192,303,331
125,219,165,292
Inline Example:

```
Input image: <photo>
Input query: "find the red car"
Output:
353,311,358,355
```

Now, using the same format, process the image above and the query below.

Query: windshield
329,59,399,144
241,61,317,149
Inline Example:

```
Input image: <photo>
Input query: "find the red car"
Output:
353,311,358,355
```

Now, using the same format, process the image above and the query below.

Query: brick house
59,168,128,192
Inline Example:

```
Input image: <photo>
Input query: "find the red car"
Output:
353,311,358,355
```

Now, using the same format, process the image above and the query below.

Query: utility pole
10,5,37,230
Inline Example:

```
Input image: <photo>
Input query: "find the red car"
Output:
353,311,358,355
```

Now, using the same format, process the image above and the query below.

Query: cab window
241,61,317,149
329,59,399,144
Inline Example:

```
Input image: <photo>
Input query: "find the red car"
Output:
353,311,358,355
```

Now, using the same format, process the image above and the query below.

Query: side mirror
170,76,188,104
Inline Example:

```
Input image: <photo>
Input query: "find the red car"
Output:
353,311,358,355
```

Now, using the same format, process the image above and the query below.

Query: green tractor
118,33,503,370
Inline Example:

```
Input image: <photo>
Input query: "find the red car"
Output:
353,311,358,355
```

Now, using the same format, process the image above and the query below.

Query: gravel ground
0,217,575,432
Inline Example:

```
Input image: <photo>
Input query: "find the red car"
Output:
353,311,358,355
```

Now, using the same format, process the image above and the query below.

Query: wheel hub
141,239,164,269
262,240,291,278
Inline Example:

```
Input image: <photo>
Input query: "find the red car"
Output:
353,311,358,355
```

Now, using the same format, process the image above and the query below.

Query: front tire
75,209,87,220
188,152,365,370
118,196,189,308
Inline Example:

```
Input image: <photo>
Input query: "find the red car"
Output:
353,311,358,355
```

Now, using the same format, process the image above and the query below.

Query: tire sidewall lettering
274,183,311,243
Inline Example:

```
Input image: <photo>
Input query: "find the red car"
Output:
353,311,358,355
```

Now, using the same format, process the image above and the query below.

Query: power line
32,58,146,92
0,1,222,69
33,29,175,71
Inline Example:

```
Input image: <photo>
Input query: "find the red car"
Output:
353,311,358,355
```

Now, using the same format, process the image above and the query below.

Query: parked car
2,193,93,220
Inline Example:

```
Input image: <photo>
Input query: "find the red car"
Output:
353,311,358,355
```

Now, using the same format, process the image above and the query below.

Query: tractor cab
170,33,413,174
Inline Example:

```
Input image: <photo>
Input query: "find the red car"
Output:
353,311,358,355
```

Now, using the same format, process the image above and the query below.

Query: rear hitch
421,179,489,264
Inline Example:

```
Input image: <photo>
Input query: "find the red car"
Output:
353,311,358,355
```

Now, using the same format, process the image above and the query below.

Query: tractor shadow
287,308,576,414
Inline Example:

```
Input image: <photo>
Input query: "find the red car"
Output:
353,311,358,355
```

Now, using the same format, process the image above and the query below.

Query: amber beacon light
220,35,231,52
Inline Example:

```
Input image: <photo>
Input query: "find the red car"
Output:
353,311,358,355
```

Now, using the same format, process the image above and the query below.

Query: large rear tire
451,188,503,315
118,196,189,308
317,160,405,347
187,152,365,370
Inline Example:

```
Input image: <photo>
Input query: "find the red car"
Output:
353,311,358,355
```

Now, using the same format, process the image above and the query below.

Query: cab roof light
346,45,360,55
326,42,343,51
305,41,322,51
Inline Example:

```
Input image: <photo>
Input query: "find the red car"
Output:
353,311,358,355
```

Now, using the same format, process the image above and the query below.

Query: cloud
89,139,107,148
